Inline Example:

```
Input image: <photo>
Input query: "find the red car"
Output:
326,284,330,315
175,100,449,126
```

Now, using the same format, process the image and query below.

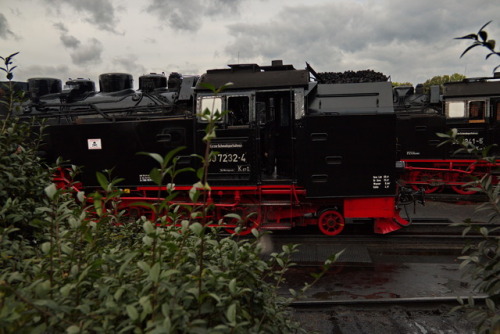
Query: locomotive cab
443,76,500,156
195,61,308,184
190,61,410,234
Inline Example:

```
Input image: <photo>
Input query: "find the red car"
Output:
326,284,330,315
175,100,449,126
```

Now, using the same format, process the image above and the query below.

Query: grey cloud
54,22,80,49
204,0,241,16
0,13,16,39
53,22,68,33
60,34,81,49
45,0,119,33
146,0,247,32
69,38,103,66
53,21,103,66
223,0,500,84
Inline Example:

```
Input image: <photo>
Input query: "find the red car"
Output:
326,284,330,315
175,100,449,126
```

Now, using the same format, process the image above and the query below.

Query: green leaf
44,183,57,200
41,242,51,254
478,30,488,42
139,296,153,315
119,252,137,276
163,146,185,167
478,21,492,33
60,284,74,297
228,278,237,294
143,220,155,235
161,269,180,278
138,152,163,165
149,168,163,185
137,261,150,273
198,82,217,92
77,191,85,203
459,42,481,58
96,171,109,190
142,235,153,246
114,287,125,301
455,33,478,41
190,223,203,236
126,304,139,321
189,182,203,202
149,263,160,283
486,298,495,311
485,39,496,51
66,325,81,334
226,303,237,324
196,167,205,180
94,198,103,217
217,82,234,93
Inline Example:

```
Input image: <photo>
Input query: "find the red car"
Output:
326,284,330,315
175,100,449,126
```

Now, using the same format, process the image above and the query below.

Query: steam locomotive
4,60,499,236
393,74,500,194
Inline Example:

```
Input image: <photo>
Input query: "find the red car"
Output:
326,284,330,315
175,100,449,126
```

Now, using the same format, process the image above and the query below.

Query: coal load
316,70,388,84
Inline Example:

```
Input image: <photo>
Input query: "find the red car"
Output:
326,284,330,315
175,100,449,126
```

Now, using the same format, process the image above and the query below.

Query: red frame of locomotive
111,185,408,236
53,168,409,236
404,158,498,194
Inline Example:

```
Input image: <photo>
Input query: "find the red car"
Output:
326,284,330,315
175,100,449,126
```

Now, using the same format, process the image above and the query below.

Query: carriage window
468,101,485,122
446,101,465,118
199,96,223,121
227,96,250,125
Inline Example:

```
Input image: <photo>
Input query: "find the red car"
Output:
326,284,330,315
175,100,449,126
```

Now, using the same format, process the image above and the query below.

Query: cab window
198,96,223,121
468,101,485,122
446,101,465,118
227,96,250,126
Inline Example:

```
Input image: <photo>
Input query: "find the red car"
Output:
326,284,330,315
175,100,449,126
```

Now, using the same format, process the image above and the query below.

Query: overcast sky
1,0,499,88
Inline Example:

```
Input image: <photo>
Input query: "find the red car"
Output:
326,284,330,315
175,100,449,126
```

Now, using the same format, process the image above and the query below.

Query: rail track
274,211,492,333
290,295,486,309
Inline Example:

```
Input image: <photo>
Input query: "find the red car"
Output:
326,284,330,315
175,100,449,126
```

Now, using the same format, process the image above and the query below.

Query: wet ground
292,304,476,334
407,199,492,224
277,200,491,333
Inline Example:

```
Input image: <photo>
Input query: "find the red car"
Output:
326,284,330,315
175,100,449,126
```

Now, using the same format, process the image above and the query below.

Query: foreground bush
1,196,303,333
0,117,307,333
440,130,500,333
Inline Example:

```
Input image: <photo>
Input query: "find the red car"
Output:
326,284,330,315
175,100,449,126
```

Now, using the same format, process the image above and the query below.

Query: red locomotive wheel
318,210,345,236
451,173,478,195
223,206,260,236
409,171,443,194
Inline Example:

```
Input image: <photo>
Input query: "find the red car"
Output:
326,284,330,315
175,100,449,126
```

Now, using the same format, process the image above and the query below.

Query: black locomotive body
10,60,500,235
33,61,411,236
395,76,500,194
